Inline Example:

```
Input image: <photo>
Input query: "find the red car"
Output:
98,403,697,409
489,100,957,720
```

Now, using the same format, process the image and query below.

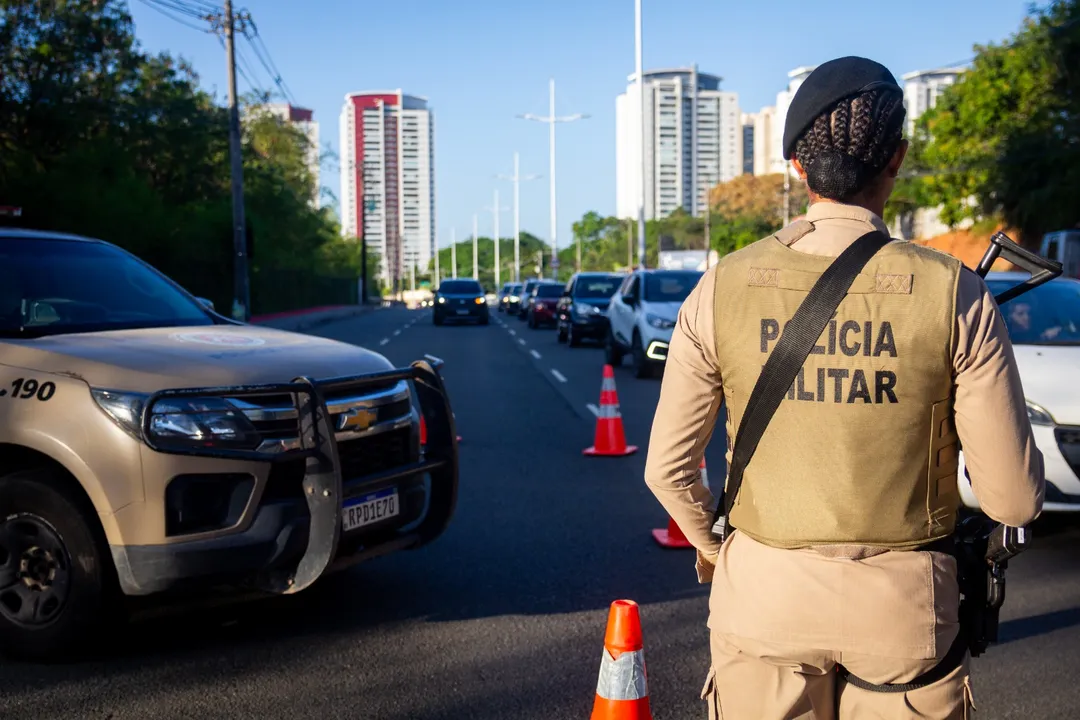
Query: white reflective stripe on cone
596,648,648,701
601,377,617,391
598,404,622,419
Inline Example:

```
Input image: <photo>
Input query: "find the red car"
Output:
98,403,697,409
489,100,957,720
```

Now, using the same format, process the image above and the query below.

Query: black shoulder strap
712,230,892,540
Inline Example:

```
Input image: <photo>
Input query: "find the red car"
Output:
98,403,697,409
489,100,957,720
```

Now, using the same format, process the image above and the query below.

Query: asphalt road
0,305,1078,719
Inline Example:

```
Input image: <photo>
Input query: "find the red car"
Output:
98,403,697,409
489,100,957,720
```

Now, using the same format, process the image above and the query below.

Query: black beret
782,56,903,160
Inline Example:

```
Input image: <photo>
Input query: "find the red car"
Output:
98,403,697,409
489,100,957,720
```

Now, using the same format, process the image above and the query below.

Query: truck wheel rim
0,514,71,628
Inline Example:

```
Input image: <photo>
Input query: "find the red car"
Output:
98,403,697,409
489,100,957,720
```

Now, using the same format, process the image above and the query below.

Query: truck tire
0,468,118,662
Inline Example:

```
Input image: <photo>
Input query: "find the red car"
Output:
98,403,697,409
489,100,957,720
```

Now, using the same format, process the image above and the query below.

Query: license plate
341,488,399,531
456,309,470,315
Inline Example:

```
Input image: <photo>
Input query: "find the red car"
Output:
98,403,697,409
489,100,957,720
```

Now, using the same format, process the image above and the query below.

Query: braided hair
793,88,906,202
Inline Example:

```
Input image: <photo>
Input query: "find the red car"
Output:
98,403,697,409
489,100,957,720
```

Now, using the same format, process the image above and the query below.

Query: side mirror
562,290,572,298
196,297,216,311
622,294,635,306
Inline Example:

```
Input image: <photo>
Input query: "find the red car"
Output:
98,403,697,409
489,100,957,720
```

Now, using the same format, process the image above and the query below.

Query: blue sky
127,0,1033,252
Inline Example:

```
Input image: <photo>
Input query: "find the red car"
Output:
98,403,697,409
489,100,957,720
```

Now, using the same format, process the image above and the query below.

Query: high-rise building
616,66,742,221
256,103,321,208
339,91,435,291
752,106,778,176
741,112,756,175
902,68,966,134
770,66,816,176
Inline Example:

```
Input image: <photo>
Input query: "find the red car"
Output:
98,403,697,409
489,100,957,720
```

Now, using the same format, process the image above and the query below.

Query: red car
527,282,564,328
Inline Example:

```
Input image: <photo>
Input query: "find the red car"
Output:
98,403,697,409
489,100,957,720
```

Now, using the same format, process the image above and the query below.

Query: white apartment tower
258,103,321,208
616,66,741,221
902,68,966,134
339,91,435,292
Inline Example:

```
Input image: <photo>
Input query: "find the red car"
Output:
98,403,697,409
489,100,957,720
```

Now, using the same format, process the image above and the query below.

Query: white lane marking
587,403,600,417
509,329,516,336
518,338,526,346
394,329,401,336
530,350,541,360
379,338,390,346
551,369,567,383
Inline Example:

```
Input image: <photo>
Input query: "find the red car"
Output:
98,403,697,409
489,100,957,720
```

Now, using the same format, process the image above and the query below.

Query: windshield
575,276,621,300
509,284,523,295
644,271,702,303
523,281,539,296
535,284,563,299
0,238,212,338
988,279,1080,345
439,280,482,295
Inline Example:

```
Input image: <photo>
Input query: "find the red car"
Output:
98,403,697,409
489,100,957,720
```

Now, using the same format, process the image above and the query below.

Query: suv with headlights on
605,268,703,378
0,228,459,661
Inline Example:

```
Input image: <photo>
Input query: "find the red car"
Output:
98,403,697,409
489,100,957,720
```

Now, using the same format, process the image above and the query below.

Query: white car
605,268,703,378
958,271,1080,513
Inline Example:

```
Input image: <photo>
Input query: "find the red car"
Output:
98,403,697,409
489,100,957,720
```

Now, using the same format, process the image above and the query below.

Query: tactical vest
714,220,962,550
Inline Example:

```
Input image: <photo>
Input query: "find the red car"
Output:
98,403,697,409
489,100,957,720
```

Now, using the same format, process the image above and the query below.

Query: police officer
644,56,1044,719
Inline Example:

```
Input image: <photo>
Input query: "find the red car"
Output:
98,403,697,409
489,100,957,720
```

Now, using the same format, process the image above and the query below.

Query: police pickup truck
0,228,459,661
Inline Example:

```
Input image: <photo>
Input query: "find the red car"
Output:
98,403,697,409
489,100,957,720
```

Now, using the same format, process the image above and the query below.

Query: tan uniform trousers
700,531,976,719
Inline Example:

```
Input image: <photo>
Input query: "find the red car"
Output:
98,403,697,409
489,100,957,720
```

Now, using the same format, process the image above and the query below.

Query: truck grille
227,379,414,452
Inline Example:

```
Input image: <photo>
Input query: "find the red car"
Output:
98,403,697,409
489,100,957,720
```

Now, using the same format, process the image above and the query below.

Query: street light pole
451,228,457,279
434,230,440,287
635,0,647,269
497,152,540,283
486,190,509,290
472,213,479,280
518,79,588,280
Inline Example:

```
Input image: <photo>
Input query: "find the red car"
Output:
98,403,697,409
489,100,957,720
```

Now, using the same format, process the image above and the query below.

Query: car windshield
575,277,621,299
0,237,212,338
644,271,702,303
987,278,1080,345
510,284,522,295
439,280,482,295
523,281,539,296
535,284,562,299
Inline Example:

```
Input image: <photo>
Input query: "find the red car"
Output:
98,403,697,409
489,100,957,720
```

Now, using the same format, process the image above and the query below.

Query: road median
250,303,385,332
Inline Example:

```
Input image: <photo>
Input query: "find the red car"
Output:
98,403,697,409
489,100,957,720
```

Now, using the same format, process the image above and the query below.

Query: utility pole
627,218,633,270
451,228,457,279
409,259,416,292
434,230,440,290
576,227,582,273
486,190,509,290
635,0,647,270
704,199,711,267
222,0,251,321
518,80,588,278
472,214,479,280
497,152,540,283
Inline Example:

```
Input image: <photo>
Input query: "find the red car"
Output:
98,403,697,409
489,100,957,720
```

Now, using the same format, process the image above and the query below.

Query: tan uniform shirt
644,201,1045,658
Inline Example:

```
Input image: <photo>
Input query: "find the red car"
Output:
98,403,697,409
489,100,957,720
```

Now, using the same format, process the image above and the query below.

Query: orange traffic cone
584,365,638,457
651,458,707,548
591,599,653,720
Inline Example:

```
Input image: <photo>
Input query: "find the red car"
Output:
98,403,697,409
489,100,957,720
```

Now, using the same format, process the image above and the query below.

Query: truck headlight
93,390,262,449
646,313,675,330
1027,400,1055,426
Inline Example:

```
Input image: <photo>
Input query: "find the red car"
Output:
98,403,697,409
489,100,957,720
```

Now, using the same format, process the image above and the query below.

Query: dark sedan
556,272,623,346
526,282,564,328
516,279,542,321
433,279,490,326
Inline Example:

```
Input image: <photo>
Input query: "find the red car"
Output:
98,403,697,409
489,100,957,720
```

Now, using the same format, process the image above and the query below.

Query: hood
0,325,395,394
640,300,683,322
573,298,611,312
1013,344,1080,424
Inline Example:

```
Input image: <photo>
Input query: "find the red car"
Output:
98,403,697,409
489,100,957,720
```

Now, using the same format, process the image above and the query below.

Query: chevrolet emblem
338,407,377,432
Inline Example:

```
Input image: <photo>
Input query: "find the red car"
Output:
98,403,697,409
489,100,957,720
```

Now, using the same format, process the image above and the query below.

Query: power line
132,0,210,32
242,21,297,106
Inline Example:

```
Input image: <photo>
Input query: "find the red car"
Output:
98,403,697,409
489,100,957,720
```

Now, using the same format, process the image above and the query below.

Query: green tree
914,0,1080,245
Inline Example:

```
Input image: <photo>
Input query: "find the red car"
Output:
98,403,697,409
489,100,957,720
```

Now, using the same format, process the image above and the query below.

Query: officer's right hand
696,549,718,584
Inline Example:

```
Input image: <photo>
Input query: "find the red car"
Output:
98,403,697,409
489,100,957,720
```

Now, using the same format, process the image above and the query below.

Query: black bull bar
140,357,459,595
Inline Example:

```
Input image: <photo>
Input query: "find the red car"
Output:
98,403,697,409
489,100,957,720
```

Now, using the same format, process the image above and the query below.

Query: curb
250,304,378,332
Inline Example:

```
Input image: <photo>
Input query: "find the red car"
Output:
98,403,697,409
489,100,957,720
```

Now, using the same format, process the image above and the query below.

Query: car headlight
1027,400,1056,426
438,296,446,304
92,390,262,449
474,297,485,305
646,313,675,330
573,302,601,316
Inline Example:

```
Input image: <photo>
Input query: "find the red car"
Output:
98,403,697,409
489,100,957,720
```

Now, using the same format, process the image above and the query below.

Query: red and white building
339,91,435,291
